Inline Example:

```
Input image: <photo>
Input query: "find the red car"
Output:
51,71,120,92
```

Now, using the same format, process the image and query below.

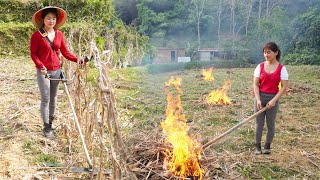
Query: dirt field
1,56,319,179
0,56,83,179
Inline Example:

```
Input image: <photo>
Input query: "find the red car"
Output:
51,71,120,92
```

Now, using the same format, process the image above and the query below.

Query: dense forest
114,0,320,64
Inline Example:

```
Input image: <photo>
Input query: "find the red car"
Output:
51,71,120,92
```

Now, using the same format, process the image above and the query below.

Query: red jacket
30,29,77,70
259,62,283,94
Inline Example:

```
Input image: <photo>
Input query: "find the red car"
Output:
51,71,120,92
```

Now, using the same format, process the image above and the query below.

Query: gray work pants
36,69,61,124
254,92,279,144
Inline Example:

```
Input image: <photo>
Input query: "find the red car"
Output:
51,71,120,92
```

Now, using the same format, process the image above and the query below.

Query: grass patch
35,154,60,167
22,140,39,155
236,164,301,179
23,140,61,167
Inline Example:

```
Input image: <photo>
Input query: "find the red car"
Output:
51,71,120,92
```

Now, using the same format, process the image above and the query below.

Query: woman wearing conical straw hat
30,6,84,139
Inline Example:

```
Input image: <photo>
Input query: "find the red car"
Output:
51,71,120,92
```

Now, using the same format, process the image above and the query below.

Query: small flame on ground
201,67,214,81
161,76,204,179
207,80,232,105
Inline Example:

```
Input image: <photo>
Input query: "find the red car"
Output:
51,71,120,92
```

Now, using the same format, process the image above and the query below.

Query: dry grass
1,55,319,179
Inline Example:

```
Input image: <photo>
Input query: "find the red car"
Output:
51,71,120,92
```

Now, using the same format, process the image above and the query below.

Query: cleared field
1,56,319,179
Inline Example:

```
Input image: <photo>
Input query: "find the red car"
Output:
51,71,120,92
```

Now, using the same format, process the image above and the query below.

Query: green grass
35,154,60,167
22,140,61,167
22,140,39,154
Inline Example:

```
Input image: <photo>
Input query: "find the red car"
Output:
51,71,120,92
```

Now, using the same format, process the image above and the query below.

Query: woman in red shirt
30,6,82,138
253,42,288,154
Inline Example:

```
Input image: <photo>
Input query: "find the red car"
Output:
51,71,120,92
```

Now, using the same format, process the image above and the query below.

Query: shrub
282,50,320,65
0,22,88,56
184,61,202,70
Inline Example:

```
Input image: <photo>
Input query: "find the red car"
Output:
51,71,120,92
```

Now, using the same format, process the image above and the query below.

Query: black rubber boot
43,123,54,139
263,143,271,154
49,115,56,131
255,143,262,155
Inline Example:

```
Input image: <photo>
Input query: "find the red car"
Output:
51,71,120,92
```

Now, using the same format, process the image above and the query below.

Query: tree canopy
114,0,320,64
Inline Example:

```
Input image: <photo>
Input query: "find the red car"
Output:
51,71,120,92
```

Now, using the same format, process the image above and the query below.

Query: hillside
0,56,320,179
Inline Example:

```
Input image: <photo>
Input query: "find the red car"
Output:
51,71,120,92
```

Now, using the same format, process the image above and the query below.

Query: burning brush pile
127,76,223,179
206,80,232,105
161,77,204,179
127,68,236,179
201,67,233,106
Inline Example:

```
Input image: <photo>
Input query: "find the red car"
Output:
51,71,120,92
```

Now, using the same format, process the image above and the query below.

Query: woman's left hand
77,59,86,68
266,100,276,109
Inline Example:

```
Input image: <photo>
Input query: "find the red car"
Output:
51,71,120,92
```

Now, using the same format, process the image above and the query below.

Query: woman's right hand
256,100,262,110
40,66,47,75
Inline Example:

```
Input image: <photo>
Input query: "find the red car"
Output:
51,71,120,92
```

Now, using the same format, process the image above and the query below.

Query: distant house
196,48,226,61
154,48,186,64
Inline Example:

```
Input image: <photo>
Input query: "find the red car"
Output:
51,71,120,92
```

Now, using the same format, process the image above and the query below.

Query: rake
200,107,268,151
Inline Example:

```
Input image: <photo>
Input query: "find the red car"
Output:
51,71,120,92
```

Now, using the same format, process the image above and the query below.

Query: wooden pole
62,81,93,168
201,107,267,150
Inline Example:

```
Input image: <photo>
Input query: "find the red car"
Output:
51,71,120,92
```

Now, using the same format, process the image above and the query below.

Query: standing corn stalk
62,26,137,179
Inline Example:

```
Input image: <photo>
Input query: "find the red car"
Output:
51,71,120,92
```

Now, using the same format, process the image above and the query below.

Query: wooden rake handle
200,107,267,151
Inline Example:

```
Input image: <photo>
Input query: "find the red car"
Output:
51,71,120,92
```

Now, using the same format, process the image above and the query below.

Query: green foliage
0,0,114,25
284,7,320,65
291,7,320,49
87,67,99,87
135,0,320,64
184,61,202,70
283,49,320,65
0,22,35,55
137,0,194,47
0,0,39,23
0,22,88,55
95,36,105,51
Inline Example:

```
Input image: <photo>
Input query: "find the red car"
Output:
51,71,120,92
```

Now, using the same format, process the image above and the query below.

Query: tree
114,0,138,25
239,0,254,37
283,7,320,65
217,0,223,48
191,0,207,50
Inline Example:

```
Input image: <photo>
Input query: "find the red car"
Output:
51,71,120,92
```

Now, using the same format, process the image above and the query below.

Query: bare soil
0,57,77,179
0,56,38,179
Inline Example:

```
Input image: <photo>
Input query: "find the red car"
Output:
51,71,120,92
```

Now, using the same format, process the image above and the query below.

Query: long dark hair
263,42,281,61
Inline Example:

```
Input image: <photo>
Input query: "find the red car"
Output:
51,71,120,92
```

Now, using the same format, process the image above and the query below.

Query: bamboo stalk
201,107,267,150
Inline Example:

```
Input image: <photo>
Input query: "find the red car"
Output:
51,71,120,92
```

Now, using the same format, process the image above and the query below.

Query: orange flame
161,76,204,179
278,82,281,90
207,80,232,105
201,67,214,81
